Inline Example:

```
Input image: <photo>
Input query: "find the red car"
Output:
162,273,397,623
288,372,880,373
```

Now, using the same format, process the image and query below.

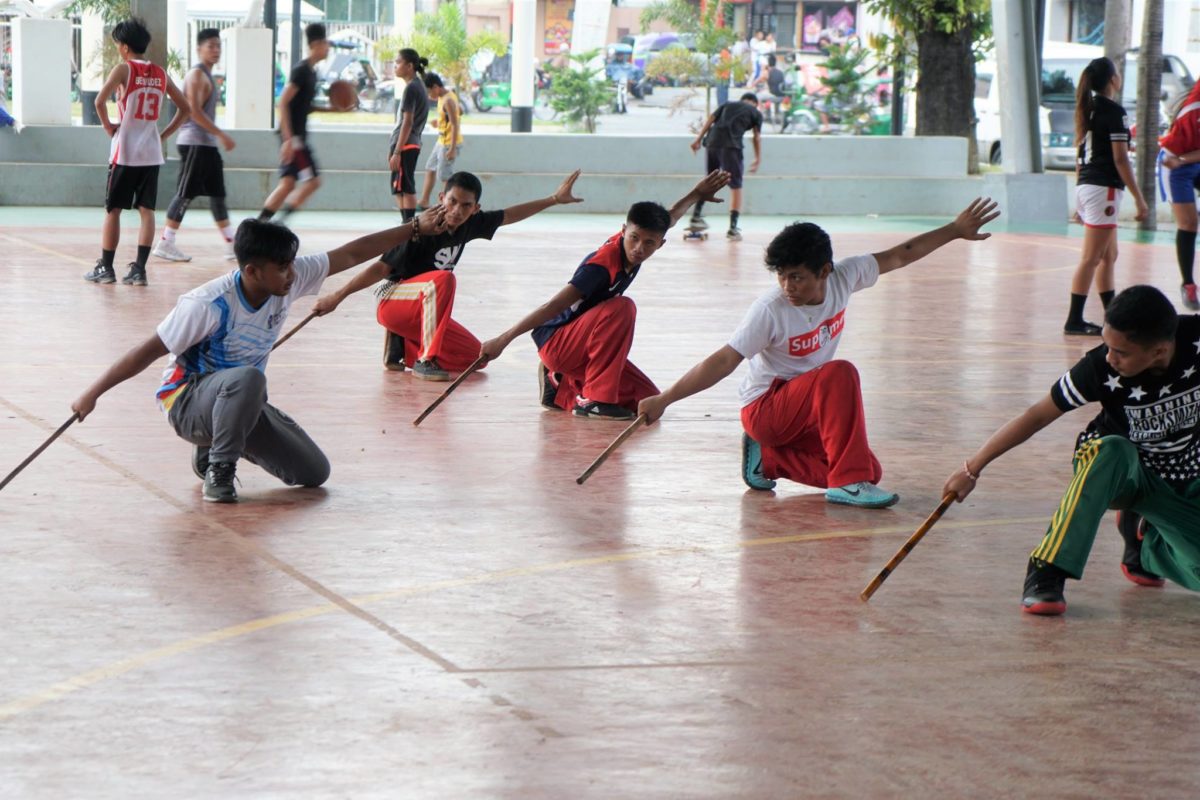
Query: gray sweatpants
168,366,330,487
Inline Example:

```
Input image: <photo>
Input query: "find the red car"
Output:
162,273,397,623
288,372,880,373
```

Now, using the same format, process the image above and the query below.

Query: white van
975,41,1195,169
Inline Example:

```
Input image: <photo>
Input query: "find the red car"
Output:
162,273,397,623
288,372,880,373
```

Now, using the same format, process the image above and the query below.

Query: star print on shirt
1129,386,1147,400
1184,366,1197,379
1103,374,1123,391
1160,384,1174,397
1194,338,1200,354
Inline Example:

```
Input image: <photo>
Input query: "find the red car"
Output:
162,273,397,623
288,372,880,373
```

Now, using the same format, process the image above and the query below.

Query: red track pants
538,296,658,411
740,360,882,488
376,270,485,373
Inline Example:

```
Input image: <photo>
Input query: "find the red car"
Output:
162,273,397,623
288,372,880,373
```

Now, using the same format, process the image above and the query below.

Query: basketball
328,79,358,112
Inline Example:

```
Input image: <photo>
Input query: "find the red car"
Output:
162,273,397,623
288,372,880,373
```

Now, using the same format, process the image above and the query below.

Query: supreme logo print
788,310,845,356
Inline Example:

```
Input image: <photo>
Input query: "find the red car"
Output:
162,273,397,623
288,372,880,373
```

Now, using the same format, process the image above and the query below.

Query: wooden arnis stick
860,492,956,602
412,354,489,427
0,413,80,493
271,312,317,352
576,413,649,485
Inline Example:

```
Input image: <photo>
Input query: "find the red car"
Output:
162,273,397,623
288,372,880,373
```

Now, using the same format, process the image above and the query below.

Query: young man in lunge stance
637,199,999,505
944,285,1200,615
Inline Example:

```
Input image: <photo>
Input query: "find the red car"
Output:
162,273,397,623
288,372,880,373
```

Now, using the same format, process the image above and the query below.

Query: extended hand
942,466,978,503
70,393,97,422
416,204,449,235
694,169,732,203
478,336,508,362
553,169,584,205
311,293,341,317
952,197,1001,241
637,394,669,424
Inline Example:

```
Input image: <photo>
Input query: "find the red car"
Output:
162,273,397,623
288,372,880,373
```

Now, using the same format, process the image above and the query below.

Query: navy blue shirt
532,232,640,348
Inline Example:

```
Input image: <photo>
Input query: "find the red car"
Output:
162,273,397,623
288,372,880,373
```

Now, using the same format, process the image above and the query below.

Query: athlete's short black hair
423,72,445,89
765,222,833,275
444,171,482,202
197,28,221,45
112,18,151,55
740,92,759,104
625,201,671,234
767,54,777,67
234,219,300,268
305,23,327,45
1105,285,1178,346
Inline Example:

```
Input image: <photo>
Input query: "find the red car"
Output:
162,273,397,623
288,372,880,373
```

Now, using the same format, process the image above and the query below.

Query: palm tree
1135,0,1163,232
382,3,504,97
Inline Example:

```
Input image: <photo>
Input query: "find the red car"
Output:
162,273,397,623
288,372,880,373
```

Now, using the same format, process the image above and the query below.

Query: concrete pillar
571,0,611,56
11,18,71,125
131,0,168,71
168,0,190,75
222,27,275,130
79,12,106,126
511,0,536,132
993,0,1042,174
393,0,416,38
289,0,303,85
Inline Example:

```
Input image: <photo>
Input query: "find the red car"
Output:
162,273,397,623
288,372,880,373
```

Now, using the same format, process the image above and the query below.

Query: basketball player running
83,18,190,287
153,27,237,264
258,23,329,224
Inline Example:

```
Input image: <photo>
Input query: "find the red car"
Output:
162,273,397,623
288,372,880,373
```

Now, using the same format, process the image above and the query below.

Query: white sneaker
223,244,237,262
152,239,192,262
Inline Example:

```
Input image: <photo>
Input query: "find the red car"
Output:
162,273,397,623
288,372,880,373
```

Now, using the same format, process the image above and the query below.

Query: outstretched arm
638,345,744,423
478,284,585,361
500,170,584,225
667,169,732,227
873,197,1000,275
71,334,171,421
312,260,390,316
324,206,448,276
942,395,1066,501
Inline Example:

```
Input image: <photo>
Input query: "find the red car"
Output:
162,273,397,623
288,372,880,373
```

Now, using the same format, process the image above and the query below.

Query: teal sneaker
825,482,898,508
741,433,776,491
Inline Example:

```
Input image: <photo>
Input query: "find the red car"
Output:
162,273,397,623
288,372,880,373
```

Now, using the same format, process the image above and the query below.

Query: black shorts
390,147,420,195
105,164,160,212
280,144,319,181
706,146,745,189
175,144,226,199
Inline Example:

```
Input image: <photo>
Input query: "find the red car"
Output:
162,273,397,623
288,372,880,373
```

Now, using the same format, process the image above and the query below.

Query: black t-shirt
390,77,429,151
378,209,505,284
286,60,317,140
1077,95,1130,189
706,102,763,150
531,232,639,349
1050,315,1200,485
766,67,786,96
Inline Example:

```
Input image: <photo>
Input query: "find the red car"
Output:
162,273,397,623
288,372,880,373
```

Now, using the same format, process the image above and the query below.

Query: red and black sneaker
1116,511,1166,587
1022,558,1068,616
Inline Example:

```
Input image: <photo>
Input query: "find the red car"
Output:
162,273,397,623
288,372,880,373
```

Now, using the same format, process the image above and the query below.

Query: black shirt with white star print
1050,316,1200,485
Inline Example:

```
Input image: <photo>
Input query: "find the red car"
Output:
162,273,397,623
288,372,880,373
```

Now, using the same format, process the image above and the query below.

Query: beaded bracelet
963,461,979,481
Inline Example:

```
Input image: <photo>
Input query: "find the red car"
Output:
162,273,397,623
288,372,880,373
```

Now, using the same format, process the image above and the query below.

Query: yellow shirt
437,93,463,147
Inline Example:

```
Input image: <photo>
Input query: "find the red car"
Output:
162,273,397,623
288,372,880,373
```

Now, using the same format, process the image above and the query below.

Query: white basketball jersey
110,60,167,167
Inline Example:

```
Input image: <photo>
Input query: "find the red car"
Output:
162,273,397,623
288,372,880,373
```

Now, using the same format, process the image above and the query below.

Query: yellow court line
0,511,1046,723
0,233,95,267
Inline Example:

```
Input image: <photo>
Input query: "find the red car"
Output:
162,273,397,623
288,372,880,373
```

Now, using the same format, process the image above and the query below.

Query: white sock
218,224,233,244
161,227,177,243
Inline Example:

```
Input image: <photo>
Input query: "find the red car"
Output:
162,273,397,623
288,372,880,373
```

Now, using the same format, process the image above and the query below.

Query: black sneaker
1022,558,1069,616
412,357,451,381
726,227,743,242
192,445,210,481
1063,320,1102,336
1116,510,1166,587
573,397,635,420
203,461,238,503
121,263,148,286
537,362,561,410
84,260,116,284
383,330,406,372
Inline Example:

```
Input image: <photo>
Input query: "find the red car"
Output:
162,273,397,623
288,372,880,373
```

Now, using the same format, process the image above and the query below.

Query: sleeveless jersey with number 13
111,60,167,167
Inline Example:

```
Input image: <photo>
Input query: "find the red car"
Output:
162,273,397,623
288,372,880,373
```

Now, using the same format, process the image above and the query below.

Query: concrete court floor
2,207,1199,798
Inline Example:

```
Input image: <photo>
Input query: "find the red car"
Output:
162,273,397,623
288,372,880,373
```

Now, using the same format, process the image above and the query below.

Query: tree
865,0,992,172
381,3,504,94
1134,0,1163,232
818,43,876,135
546,49,612,133
640,0,738,114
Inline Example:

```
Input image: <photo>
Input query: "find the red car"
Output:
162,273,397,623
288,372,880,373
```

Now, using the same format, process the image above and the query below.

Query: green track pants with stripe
1032,435,1200,589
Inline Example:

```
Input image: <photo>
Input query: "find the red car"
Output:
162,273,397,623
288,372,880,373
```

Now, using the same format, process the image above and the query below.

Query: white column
393,0,416,38
571,0,611,56
222,26,275,130
511,0,536,131
994,0,1042,173
79,12,106,125
12,18,71,125
168,0,191,75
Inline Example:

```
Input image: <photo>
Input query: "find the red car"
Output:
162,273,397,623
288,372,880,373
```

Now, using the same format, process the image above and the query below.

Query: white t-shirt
154,253,331,410
728,254,879,406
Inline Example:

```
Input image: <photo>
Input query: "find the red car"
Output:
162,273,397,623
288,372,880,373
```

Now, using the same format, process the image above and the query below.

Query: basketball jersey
177,65,218,147
1160,82,1200,156
111,60,167,167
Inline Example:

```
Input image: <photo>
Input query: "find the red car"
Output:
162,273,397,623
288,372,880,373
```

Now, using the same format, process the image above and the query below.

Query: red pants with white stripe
375,270,485,372
740,360,882,488
538,296,658,411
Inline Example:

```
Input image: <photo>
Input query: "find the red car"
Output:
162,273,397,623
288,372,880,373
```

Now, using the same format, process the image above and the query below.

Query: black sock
1067,293,1087,325
694,201,705,218
1178,230,1197,285
258,208,276,221
400,207,415,222
101,249,115,270
136,245,150,269
730,210,740,229
1099,290,1115,310
277,204,296,222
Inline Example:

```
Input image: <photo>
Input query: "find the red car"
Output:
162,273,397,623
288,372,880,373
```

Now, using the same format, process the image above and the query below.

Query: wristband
963,461,979,481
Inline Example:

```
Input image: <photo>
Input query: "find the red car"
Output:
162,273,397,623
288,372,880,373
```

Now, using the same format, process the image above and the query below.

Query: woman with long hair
1158,80,1200,310
1064,56,1148,336
389,48,430,219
